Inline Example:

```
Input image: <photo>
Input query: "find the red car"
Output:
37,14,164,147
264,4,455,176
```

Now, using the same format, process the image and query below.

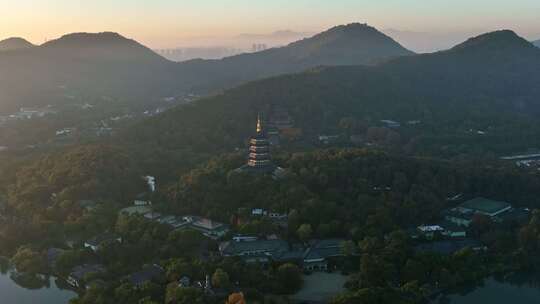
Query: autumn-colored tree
225,292,246,304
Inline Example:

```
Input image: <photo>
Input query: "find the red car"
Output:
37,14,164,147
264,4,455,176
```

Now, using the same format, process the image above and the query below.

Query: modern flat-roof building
445,197,519,227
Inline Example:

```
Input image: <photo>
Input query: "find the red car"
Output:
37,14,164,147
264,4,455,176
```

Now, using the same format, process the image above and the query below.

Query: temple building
235,114,285,178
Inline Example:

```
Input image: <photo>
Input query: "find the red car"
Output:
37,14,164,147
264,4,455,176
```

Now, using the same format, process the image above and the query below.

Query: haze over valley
2,2,540,304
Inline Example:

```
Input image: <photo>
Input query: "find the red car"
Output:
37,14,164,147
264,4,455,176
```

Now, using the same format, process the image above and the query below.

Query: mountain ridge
120,29,540,159
0,37,35,51
0,23,415,111
175,23,414,93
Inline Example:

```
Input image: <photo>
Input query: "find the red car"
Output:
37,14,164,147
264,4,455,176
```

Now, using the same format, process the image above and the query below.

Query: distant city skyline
1,0,539,49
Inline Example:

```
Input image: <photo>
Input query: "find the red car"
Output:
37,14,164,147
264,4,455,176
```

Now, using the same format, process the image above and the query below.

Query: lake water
0,271,76,304
434,275,540,304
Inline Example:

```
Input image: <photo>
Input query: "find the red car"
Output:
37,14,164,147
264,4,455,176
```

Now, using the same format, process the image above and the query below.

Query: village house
129,264,165,288
184,216,229,239
77,200,99,212
133,192,152,206
178,276,191,288
415,239,487,255
415,222,466,240
46,248,65,269
67,264,106,288
84,234,122,252
380,120,401,128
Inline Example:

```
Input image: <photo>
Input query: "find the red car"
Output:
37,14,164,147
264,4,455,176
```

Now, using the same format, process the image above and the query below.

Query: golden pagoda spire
256,113,262,133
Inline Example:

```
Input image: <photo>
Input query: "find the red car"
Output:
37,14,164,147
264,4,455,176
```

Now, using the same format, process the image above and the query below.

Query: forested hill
0,32,180,112
120,30,540,160
175,23,414,92
0,23,413,112
0,37,34,51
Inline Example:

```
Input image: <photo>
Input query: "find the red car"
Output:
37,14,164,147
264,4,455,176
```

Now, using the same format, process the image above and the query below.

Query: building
416,225,445,240
119,205,152,216
445,197,514,227
444,209,475,227
302,239,348,271
380,120,401,128
414,222,466,240
184,216,229,239
67,264,106,288
219,239,290,263
232,235,259,242
129,264,165,288
77,200,99,212
134,192,152,206
439,221,467,238
234,114,285,178
457,198,512,217
415,239,486,255
178,276,191,287
46,248,65,269
318,135,341,145
84,234,122,252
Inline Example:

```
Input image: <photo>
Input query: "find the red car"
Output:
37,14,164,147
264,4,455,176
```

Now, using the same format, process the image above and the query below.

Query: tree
225,292,246,304
276,263,303,294
11,246,46,274
211,268,231,289
341,240,357,257
165,285,206,304
296,224,313,242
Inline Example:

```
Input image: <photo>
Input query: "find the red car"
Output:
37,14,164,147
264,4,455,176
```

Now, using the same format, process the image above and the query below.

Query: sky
1,0,540,48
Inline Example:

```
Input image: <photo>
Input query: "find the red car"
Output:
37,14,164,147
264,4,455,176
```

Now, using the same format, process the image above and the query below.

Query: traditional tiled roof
303,239,346,261
70,264,106,280
415,239,485,255
129,264,164,286
220,239,289,256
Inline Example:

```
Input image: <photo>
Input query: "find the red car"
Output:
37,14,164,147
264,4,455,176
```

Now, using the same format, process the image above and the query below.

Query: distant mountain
122,30,540,158
176,23,414,92
0,32,178,112
533,39,540,47
0,24,414,112
382,29,482,53
236,30,313,40
0,37,34,51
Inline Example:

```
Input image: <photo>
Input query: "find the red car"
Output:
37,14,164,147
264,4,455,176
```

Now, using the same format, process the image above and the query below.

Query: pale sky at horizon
1,0,540,48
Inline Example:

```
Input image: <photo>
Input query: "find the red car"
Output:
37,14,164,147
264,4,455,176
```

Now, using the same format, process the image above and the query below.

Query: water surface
435,275,540,304
0,271,76,304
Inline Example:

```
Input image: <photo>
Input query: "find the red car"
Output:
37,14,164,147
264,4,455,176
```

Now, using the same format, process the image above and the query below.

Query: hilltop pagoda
235,114,285,177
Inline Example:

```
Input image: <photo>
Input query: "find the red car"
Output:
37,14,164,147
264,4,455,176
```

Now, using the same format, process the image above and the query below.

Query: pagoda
235,114,285,177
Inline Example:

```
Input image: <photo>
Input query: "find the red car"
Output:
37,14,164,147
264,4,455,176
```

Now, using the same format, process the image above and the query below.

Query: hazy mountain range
175,23,413,93
0,23,412,112
533,40,540,47
1,22,539,126
0,32,179,112
121,29,540,157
